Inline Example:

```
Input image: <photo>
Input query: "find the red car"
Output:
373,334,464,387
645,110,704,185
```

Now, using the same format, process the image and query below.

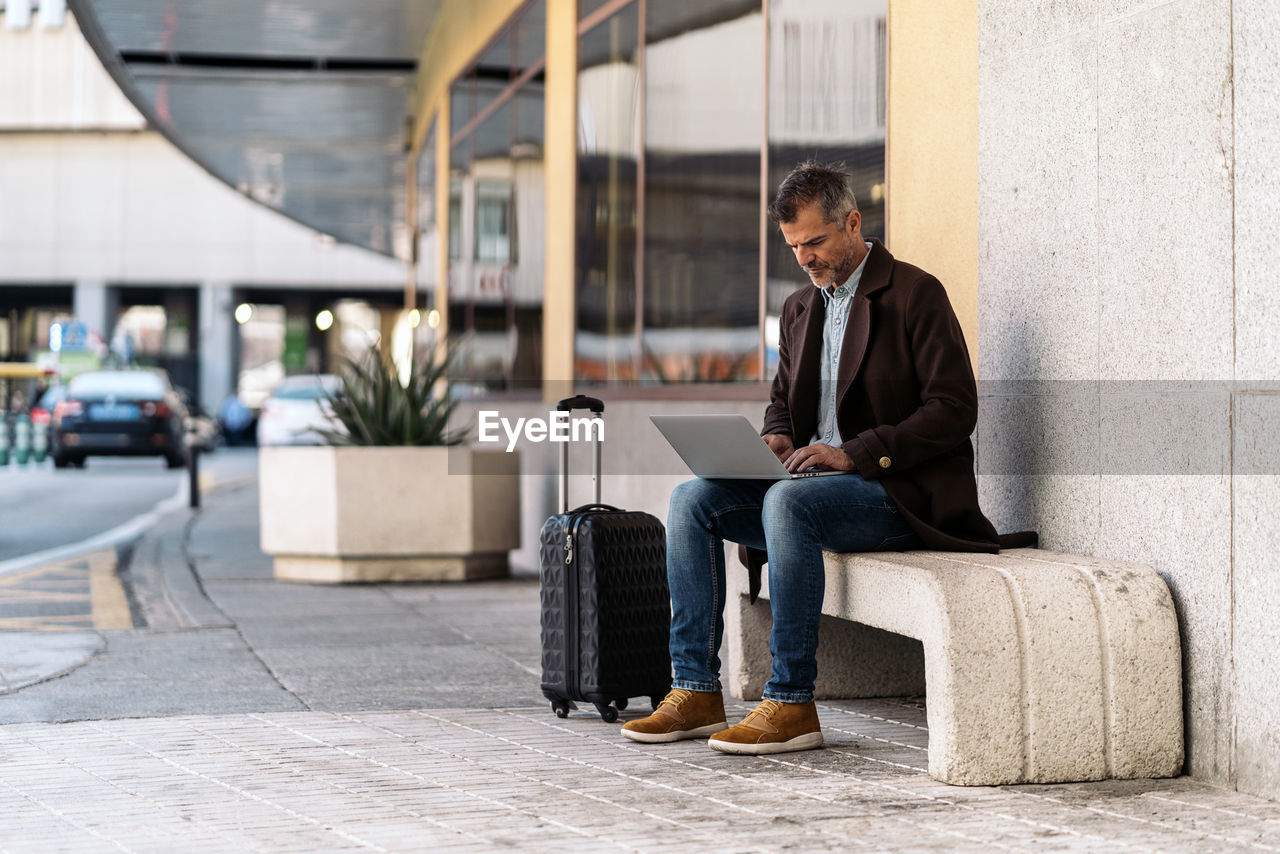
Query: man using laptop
623,160,1026,754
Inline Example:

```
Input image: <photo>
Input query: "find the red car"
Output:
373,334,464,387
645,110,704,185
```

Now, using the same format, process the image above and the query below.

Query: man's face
778,203,864,289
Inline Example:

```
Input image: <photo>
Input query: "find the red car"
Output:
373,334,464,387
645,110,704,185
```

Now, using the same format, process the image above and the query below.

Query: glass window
237,303,285,409
446,0,545,393
766,0,887,374
417,121,436,242
641,1,764,384
475,180,515,264
575,2,640,383
448,181,463,261
114,305,168,356
449,0,888,390
270,375,342,401
69,371,167,398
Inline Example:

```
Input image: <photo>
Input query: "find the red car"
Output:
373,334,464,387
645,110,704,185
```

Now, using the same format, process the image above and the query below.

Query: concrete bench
725,548,1183,786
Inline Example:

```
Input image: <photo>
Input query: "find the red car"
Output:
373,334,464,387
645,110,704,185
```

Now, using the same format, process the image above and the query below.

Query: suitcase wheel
594,702,619,723
552,700,572,719
614,698,628,711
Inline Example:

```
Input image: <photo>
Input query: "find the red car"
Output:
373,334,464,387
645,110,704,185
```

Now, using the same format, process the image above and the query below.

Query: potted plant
258,344,520,583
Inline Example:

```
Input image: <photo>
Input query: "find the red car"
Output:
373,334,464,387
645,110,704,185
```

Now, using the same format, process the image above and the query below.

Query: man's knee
668,478,712,527
761,480,819,527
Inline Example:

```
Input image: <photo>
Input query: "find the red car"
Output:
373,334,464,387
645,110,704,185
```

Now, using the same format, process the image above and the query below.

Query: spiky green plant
318,344,468,446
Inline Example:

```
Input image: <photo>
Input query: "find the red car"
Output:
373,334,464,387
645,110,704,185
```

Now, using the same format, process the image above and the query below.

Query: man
622,160,1028,755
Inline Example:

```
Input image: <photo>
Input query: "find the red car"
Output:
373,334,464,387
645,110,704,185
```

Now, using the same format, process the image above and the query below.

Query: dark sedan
51,370,188,469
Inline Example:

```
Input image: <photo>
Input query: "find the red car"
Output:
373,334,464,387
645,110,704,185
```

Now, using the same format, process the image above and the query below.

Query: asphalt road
0,449,255,564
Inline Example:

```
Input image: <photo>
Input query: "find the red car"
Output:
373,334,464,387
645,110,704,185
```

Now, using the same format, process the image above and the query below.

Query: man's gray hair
767,159,859,225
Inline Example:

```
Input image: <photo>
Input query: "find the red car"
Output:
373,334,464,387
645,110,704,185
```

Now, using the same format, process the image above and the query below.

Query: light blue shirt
810,243,873,447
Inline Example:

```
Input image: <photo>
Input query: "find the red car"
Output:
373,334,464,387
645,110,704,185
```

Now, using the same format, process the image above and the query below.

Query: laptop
650,414,849,480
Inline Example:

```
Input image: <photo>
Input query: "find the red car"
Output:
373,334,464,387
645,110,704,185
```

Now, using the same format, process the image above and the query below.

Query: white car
256,375,344,446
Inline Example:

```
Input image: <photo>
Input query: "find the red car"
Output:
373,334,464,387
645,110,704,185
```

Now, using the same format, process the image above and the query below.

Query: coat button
878,456,892,469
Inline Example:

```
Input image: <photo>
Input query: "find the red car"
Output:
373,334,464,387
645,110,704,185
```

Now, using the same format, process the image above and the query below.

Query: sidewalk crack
181,509,311,711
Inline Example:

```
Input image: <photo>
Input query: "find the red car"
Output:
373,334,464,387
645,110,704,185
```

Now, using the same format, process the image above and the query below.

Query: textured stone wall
977,0,1280,798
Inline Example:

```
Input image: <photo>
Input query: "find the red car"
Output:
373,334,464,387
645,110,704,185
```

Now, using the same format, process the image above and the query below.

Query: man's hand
763,433,795,462
783,442,856,473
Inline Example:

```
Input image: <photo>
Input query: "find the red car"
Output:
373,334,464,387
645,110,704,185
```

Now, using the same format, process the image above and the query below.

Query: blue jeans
666,475,920,703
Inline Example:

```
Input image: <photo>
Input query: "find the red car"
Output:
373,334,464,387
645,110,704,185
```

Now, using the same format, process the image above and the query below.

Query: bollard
31,417,48,464
187,439,200,509
0,415,8,467
13,415,31,466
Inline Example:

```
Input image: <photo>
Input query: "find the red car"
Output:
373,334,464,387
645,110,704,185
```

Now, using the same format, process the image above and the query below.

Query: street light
315,310,334,331
235,303,253,324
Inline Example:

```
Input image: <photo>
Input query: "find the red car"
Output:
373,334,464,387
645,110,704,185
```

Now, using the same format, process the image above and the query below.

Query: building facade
0,9,408,414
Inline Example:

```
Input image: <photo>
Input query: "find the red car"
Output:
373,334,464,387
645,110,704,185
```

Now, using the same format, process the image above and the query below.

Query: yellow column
405,149,419,313
407,0,525,152
543,0,578,400
886,0,979,370
435,98,451,358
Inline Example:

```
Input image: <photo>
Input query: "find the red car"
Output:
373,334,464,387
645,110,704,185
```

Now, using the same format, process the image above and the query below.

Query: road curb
124,504,235,632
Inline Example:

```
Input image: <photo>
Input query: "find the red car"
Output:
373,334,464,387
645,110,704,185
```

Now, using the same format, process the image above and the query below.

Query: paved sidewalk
7,699,1280,852
3,452,1280,851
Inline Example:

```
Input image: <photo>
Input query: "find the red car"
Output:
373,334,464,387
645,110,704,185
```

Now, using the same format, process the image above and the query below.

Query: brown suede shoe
707,699,823,754
620,689,727,743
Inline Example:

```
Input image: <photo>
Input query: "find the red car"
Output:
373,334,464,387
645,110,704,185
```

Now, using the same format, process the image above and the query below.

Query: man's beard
805,240,860,288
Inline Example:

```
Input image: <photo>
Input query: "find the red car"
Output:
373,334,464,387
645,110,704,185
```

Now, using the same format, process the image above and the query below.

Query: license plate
89,403,140,421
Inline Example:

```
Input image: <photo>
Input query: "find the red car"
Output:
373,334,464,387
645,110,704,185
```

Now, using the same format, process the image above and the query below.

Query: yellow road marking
0,548,132,631
0,563,83,587
88,550,132,630
19,578,89,587
0,614,95,631
0,589,91,603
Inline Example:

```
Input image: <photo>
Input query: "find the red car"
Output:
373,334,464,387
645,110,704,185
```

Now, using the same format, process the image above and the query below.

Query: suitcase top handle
567,503,620,514
557,394,605,414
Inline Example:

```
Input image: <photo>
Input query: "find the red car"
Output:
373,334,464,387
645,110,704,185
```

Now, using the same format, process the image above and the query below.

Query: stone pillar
198,281,234,416
73,279,116,344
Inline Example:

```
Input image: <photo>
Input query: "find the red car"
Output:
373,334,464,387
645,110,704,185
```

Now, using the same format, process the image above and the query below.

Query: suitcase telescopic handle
556,396,604,513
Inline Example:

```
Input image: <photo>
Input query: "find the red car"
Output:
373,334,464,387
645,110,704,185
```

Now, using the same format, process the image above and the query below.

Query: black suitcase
539,395,672,722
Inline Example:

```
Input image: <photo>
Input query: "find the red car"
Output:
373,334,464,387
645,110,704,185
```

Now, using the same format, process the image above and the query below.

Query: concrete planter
259,445,520,583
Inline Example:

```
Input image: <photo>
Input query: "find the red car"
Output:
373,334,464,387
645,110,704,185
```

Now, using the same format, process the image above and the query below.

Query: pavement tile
4,469,1280,852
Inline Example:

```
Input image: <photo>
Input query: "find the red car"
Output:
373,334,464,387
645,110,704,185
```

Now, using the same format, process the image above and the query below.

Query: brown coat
761,238,1031,553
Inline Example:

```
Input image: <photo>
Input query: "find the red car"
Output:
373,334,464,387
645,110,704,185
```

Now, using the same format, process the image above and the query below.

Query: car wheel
165,453,186,469
72,456,87,469
53,454,70,469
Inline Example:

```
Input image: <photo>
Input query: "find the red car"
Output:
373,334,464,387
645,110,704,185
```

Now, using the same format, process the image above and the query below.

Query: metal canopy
69,0,443,259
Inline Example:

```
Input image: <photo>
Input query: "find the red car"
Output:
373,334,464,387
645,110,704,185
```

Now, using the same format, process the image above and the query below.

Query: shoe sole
620,721,727,744
707,731,824,755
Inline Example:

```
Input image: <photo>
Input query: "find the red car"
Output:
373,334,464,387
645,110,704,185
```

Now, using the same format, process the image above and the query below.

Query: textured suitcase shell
539,506,671,720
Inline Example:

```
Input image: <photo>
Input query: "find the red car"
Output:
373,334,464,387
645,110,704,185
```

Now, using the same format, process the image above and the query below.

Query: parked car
256,374,343,446
50,370,189,468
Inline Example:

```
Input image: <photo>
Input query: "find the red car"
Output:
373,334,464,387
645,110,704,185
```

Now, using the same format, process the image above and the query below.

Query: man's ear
845,208,861,235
